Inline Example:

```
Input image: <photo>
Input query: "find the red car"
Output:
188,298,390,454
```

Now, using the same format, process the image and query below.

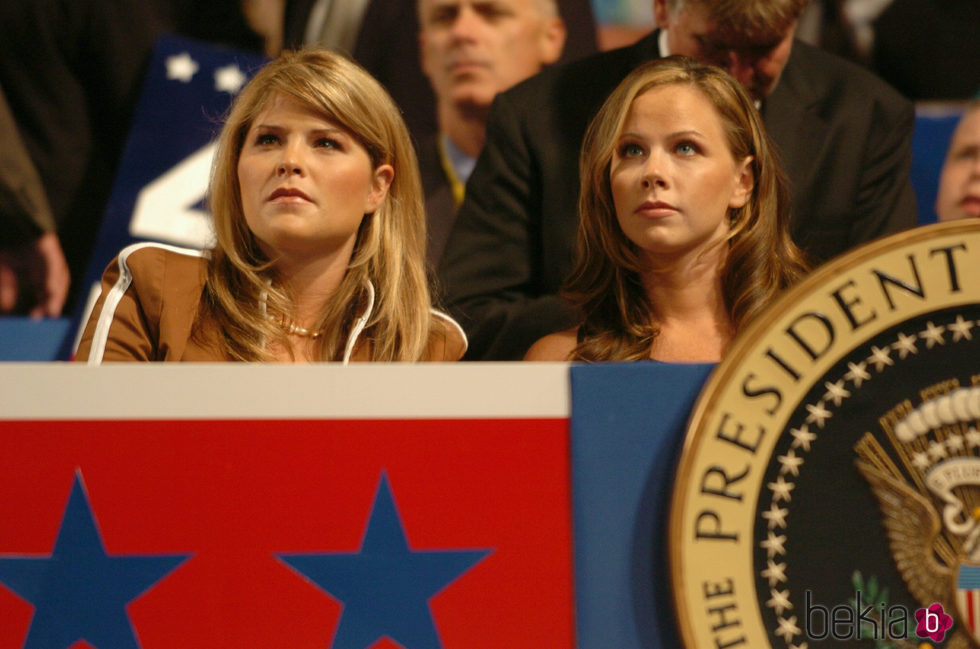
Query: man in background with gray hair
418,0,567,265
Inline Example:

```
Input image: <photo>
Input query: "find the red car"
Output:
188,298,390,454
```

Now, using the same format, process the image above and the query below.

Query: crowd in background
1,0,977,363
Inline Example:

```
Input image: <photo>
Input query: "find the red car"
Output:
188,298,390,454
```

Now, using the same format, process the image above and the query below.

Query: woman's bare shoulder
523,328,578,361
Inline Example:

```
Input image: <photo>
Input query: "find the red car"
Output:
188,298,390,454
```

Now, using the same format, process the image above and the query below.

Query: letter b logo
915,603,952,642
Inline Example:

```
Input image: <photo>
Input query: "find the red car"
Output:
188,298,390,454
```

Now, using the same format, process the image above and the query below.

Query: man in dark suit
439,0,918,360
282,0,597,141
417,0,568,267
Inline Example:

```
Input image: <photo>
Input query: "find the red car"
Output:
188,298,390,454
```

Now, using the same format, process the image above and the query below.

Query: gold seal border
669,220,980,649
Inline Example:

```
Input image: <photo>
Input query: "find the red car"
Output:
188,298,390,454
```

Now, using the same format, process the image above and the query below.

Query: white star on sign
823,379,851,406
911,451,931,470
893,332,918,358
948,315,975,342
927,440,949,462
805,402,832,428
767,589,793,616
768,476,795,503
868,345,893,371
760,531,788,558
215,64,247,94
947,435,965,453
166,52,199,82
790,424,817,452
762,502,789,529
775,615,802,641
778,449,804,477
967,428,980,449
844,361,871,387
919,321,946,348
761,559,788,586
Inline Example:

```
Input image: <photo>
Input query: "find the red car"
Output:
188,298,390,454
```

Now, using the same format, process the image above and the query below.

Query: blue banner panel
570,362,714,649
912,107,964,225
66,35,266,356
0,318,71,361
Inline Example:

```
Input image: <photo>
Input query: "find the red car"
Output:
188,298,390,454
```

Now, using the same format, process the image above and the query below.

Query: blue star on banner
278,473,492,649
0,473,190,649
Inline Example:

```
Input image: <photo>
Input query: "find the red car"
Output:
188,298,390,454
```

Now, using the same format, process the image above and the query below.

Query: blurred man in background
418,0,567,265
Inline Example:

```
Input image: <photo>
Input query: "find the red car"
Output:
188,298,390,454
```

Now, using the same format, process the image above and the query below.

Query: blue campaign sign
570,362,714,649
68,35,266,350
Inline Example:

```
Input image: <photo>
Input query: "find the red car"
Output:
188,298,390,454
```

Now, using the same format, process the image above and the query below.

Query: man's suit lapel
419,135,458,266
632,30,664,66
761,42,828,194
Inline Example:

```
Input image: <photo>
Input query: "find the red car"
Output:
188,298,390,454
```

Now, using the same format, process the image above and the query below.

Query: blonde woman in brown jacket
77,49,465,363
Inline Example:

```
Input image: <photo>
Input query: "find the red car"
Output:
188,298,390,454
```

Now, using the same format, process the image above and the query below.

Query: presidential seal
670,220,980,649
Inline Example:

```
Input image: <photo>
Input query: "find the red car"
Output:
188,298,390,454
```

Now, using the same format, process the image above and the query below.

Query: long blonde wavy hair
200,48,440,361
566,56,808,361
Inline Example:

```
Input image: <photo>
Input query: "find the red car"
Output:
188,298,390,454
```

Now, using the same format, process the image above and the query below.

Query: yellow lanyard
437,136,466,209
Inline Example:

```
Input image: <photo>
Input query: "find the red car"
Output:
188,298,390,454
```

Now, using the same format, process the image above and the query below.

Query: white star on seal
768,476,795,503
844,361,871,388
966,428,980,449
778,449,804,477
867,345,893,371
947,434,966,452
893,332,918,358
760,531,788,558
767,589,793,616
214,64,247,94
927,440,949,461
919,321,946,348
166,52,199,82
911,451,931,470
775,615,802,641
948,315,975,341
762,502,789,529
805,402,832,428
761,559,788,586
823,380,851,406
789,424,817,452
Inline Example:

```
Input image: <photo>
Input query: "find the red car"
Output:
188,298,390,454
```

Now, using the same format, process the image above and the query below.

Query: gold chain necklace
270,315,324,339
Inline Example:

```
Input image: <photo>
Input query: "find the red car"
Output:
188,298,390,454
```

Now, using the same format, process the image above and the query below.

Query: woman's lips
635,200,678,218
268,187,312,203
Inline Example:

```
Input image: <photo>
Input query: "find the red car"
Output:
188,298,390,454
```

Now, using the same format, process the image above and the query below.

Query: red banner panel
0,418,572,649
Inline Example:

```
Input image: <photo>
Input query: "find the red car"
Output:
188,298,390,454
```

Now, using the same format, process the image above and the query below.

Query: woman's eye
255,133,279,146
315,137,340,150
676,141,699,155
620,143,644,158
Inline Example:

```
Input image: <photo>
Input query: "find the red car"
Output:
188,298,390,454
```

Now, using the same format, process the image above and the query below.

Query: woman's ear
364,164,394,214
728,156,754,209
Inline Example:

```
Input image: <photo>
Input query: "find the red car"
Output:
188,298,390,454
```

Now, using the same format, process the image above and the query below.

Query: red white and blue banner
0,365,574,649
0,363,713,648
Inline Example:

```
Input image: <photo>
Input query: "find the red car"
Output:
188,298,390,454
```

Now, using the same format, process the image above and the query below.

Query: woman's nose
277,141,304,176
640,153,668,189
